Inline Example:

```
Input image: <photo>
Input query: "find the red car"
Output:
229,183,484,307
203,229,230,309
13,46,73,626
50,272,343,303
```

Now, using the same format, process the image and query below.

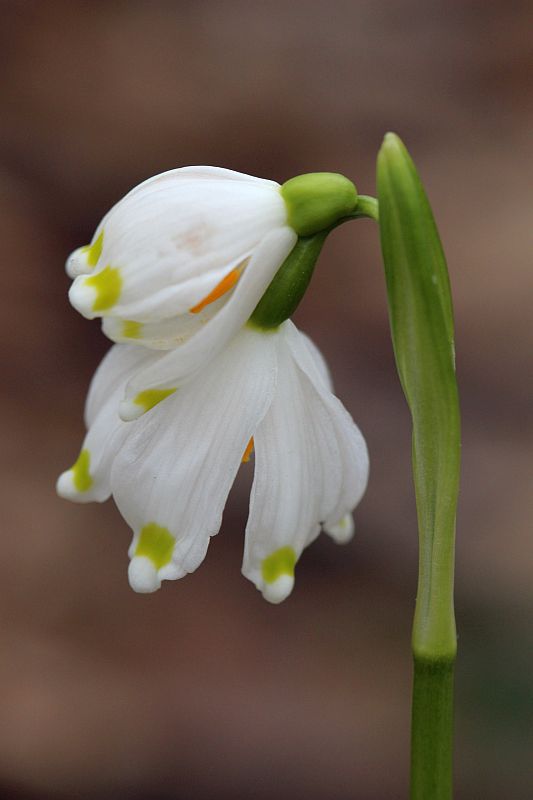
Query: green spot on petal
71,449,93,492
85,265,122,311
261,546,296,584
122,320,142,339
135,523,175,569
134,388,176,412
80,229,104,268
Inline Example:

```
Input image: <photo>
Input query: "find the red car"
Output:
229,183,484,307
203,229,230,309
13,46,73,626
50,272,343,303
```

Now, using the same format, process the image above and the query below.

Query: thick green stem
411,659,455,800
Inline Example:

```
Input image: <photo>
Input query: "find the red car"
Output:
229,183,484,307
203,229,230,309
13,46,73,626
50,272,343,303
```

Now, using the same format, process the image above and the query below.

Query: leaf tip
379,132,406,159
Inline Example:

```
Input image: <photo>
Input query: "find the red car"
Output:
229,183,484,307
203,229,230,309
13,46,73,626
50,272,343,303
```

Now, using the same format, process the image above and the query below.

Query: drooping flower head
58,166,369,602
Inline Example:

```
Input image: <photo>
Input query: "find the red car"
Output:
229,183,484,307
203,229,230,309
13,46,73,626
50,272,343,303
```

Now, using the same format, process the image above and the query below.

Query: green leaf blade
377,133,461,660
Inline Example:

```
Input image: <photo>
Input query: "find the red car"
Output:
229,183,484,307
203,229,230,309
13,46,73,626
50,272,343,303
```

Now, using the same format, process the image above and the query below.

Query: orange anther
189,267,241,314
241,437,254,463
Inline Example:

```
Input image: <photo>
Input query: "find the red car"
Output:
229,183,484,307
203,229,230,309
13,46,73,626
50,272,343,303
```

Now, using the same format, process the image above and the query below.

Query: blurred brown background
0,1,531,798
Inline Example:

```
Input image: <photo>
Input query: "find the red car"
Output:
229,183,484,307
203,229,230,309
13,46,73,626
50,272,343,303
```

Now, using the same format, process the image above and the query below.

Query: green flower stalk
377,133,461,799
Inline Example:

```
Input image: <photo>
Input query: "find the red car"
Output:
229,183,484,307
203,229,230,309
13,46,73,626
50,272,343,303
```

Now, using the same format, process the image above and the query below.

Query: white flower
59,165,367,602
57,322,368,603
67,167,296,368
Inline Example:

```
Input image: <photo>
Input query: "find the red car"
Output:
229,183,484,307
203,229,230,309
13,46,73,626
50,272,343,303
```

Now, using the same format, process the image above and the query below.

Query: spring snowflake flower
58,166,368,602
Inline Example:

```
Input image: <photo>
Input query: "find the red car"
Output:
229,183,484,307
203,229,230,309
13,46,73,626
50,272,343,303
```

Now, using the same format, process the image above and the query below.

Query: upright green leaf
377,132,460,658
377,133,461,800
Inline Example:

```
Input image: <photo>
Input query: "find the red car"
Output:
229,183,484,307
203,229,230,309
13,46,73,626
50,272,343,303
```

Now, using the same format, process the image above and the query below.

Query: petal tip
56,468,98,504
56,470,75,499
56,469,92,503
68,277,97,318
261,574,295,604
324,514,355,544
128,556,161,593
66,248,91,278
118,398,144,421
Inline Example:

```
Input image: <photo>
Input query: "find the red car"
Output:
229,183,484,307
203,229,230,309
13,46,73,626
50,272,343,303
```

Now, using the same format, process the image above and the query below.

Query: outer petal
242,323,368,603
110,327,279,593
285,321,369,527
68,171,288,322
119,227,297,420
66,163,272,279
285,327,355,546
296,328,333,391
57,345,156,502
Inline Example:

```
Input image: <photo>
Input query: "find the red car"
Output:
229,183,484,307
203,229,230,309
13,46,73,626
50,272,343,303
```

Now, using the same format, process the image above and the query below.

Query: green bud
281,172,358,236
248,231,328,330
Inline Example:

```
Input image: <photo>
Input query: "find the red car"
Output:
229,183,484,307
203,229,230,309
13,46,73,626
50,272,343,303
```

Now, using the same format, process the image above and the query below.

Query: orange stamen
189,267,241,314
241,437,254,463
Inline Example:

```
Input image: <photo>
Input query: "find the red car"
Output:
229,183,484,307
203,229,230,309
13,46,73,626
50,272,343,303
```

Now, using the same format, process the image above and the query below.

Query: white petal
68,174,288,322
286,322,369,525
67,168,279,282
57,345,155,503
84,344,162,427
119,227,296,420
296,327,333,391
109,327,278,592
243,323,368,602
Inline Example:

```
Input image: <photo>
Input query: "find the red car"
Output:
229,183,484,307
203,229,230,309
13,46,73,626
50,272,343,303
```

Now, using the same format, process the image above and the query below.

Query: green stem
411,659,455,800
342,194,380,222
249,193,379,329
353,194,380,220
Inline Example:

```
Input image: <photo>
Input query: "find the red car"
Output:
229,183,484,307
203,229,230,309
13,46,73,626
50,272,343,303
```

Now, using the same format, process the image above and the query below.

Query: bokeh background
1,1,531,798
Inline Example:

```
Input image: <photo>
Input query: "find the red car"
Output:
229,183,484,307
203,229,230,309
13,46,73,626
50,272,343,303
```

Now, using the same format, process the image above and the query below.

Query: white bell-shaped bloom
67,167,296,365
57,323,368,603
